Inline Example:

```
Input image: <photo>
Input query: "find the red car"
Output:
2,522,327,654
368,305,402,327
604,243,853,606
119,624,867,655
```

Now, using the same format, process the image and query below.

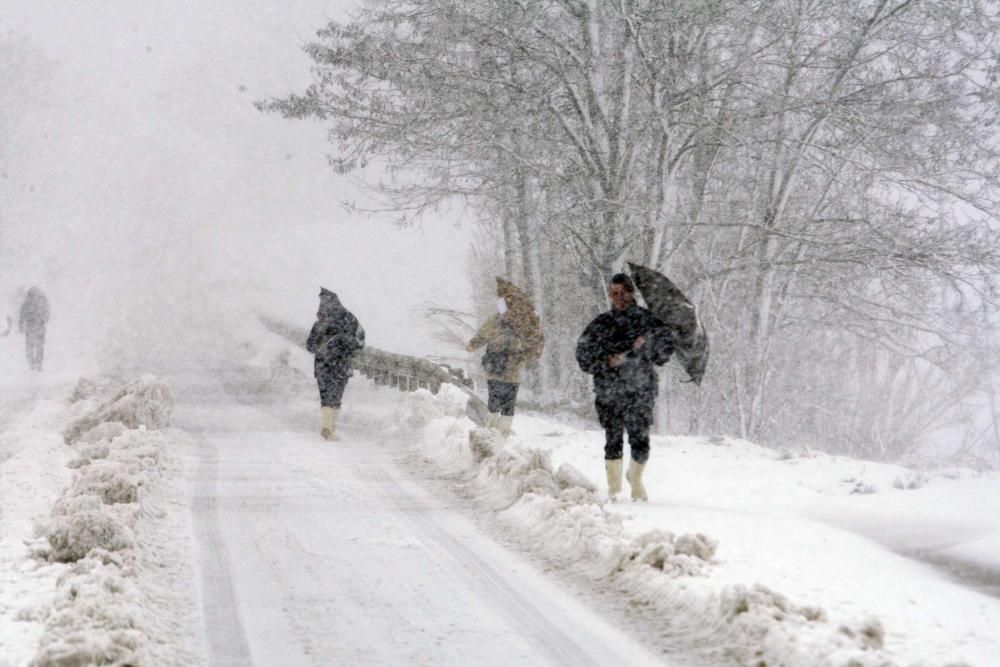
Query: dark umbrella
627,262,709,385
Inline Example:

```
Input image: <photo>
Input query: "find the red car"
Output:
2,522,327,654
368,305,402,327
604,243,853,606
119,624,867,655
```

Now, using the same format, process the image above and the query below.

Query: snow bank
29,556,147,667
6,375,205,667
62,375,173,445
396,387,920,667
43,510,137,564
0,394,77,667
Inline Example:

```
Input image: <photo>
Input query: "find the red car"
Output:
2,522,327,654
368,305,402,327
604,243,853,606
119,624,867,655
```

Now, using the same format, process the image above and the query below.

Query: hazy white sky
1,0,473,366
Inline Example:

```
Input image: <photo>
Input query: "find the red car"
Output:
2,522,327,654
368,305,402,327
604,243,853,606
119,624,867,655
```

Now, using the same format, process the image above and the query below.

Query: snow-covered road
178,399,665,667
6,365,997,665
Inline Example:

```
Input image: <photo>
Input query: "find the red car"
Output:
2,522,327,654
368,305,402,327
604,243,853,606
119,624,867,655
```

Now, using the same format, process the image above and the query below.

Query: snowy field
2,337,999,666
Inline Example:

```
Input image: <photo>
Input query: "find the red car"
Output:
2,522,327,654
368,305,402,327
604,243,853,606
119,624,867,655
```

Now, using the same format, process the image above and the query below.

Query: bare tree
260,0,1000,461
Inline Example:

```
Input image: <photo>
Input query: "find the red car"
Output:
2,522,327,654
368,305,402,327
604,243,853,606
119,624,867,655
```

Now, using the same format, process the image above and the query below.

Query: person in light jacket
466,278,543,437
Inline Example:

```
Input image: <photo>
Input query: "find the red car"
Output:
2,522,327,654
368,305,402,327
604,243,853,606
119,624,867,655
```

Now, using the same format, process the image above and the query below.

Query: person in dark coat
576,273,672,501
305,288,365,440
19,286,50,372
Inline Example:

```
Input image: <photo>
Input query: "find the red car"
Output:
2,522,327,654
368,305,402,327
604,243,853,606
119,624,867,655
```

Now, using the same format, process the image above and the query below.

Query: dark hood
318,287,342,317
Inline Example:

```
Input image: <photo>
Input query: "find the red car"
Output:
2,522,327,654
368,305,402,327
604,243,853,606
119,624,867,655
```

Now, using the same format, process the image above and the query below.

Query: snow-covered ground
2,337,999,666
409,395,1000,666
0,371,203,667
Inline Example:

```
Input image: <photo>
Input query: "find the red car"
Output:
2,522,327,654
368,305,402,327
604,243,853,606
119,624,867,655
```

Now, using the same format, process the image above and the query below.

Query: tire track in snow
365,464,605,667
191,435,254,667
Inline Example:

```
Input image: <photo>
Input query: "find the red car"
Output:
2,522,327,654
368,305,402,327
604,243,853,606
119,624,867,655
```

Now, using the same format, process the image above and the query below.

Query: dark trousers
487,380,519,416
317,372,349,408
595,394,653,464
25,329,45,371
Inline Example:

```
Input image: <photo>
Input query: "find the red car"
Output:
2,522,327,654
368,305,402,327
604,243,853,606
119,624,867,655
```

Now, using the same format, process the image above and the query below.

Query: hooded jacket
468,313,526,384
306,289,365,378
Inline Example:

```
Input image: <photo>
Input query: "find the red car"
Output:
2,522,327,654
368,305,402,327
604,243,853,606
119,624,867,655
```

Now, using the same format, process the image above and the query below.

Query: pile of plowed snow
0,395,75,666
1,375,203,667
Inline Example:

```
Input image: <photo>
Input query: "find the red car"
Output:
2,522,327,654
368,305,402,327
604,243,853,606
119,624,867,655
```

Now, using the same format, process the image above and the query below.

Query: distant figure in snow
465,277,544,437
306,288,365,440
19,286,50,371
576,273,672,502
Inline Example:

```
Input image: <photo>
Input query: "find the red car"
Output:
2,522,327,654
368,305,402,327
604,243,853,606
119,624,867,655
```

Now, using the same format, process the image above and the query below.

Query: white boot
498,415,513,438
320,407,340,441
485,412,501,430
605,459,623,501
626,459,648,501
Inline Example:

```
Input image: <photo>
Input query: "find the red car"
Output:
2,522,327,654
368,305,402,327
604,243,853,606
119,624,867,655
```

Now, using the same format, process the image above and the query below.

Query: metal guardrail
259,314,488,424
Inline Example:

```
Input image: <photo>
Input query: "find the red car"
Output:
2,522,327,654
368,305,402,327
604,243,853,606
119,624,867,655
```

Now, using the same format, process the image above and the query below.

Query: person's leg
317,372,347,440
36,330,44,370
494,382,519,436
486,380,500,413
26,332,42,371
624,402,653,464
316,376,330,437
596,396,624,498
485,380,502,428
596,396,625,459
624,399,654,500
495,381,519,416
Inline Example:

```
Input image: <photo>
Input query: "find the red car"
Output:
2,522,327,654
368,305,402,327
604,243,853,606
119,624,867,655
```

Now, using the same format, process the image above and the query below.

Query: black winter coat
306,297,365,379
575,304,673,401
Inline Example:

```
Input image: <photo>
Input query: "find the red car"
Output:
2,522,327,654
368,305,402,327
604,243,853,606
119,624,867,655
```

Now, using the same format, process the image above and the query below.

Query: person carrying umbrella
575,273,673,501
466,277,544,437
306,287,366,440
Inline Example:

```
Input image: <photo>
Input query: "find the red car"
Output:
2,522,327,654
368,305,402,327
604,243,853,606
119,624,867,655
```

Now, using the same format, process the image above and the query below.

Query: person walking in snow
19,286,50,371
466,278,544,438
306,287,365,440
576,273,673,501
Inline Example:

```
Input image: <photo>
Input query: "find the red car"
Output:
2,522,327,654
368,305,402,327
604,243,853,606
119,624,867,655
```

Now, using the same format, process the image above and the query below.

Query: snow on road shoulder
395,385,1000,667
0,392,77,667
1,375,204,666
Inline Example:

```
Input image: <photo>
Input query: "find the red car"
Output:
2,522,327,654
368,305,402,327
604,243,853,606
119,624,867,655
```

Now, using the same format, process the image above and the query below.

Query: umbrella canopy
627,262,709,385
496,277,545,361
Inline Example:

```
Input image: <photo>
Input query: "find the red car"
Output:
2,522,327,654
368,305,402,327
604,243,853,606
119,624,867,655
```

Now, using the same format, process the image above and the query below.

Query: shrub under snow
44,510,136,564
29,558,145,667
69,460,148,505
63,375,173,445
